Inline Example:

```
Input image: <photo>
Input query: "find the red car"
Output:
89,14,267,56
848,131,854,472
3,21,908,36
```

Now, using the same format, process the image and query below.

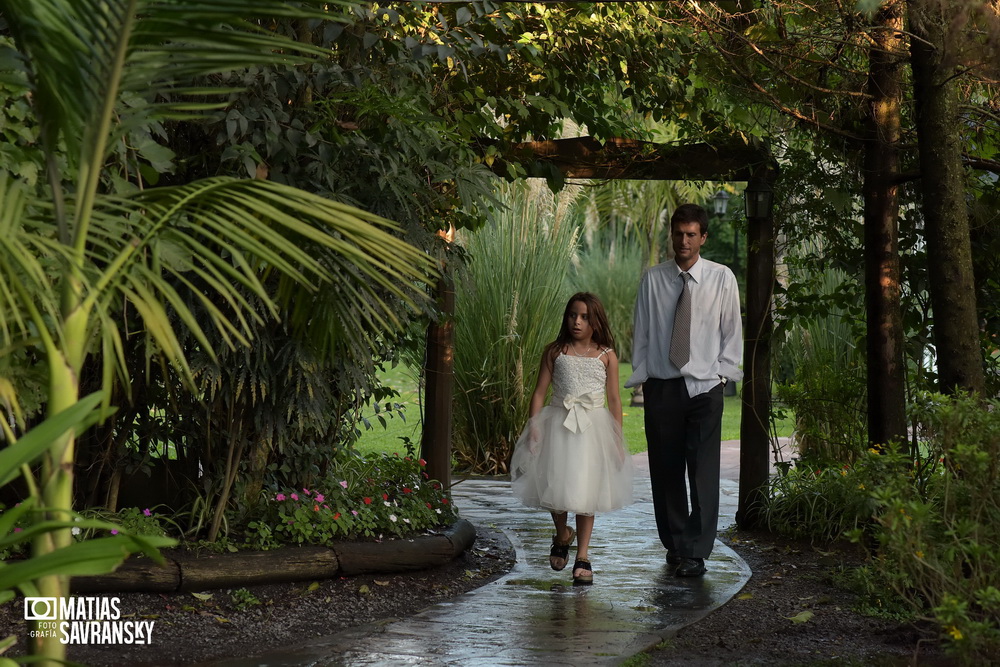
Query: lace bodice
550,353,607,404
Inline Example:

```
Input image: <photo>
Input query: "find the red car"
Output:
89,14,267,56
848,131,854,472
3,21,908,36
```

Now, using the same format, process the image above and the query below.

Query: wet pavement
206,441,760,666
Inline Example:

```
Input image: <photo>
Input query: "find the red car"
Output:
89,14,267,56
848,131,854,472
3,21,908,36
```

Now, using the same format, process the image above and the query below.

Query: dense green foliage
867,393,1000,662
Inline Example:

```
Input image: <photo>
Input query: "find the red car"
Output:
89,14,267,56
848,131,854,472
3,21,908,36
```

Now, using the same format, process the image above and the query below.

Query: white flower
389,514,398,522
403,518,410,524
384,501,391,507
71,527,81,536
435,508,442,514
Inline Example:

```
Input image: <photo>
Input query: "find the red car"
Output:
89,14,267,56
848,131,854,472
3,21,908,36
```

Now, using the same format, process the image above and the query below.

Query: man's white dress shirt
626,257,743,397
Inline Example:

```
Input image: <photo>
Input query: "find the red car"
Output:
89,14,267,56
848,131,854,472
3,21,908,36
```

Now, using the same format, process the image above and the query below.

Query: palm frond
82,177,435,378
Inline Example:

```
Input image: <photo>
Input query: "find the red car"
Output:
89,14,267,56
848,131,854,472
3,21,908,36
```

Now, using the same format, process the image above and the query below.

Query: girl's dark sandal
549,541,570,571
572,559,593,585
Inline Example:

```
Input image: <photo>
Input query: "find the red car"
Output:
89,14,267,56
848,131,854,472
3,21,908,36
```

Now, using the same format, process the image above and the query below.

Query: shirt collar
672,257,703,283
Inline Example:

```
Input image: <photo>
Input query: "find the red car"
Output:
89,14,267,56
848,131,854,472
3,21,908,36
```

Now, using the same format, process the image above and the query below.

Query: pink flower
339,480,348,489
13,527,21,533
111,529,119,535
143,508,152,517
313,504,320,512
303,488,311,496
275,493,286,501
290,493,299,501
418,458,427,466
351,510,358,516
314,494,325,503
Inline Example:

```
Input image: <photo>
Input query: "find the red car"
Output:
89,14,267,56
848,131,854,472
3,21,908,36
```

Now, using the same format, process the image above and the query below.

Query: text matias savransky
25,596,156,645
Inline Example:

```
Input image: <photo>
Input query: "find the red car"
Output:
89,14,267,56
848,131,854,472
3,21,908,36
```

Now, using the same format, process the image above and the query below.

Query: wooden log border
70,519,477,594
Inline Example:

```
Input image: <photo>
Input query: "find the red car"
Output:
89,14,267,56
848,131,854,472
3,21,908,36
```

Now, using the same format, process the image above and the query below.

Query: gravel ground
1,525,952,666
0,524,515,666
646,528,952,666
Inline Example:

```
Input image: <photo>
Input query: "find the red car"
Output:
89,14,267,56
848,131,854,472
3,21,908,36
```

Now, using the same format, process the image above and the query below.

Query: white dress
510,351,635,515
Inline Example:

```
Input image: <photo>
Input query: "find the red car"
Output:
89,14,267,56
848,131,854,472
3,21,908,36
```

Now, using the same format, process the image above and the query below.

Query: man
626,203,743,577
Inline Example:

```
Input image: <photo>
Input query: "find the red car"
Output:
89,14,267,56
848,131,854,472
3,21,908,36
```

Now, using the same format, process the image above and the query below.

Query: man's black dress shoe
675,557,706,577
666,550,681,566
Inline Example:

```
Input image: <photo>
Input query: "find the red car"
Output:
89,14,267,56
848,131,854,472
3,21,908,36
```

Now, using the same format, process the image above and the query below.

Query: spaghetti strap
597,347,612,359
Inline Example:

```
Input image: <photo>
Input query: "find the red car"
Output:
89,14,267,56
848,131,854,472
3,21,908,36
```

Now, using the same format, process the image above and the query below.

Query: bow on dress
561,391,606,433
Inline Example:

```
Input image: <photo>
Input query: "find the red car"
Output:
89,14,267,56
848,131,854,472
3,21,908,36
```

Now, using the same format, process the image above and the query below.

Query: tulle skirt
510,404,634,515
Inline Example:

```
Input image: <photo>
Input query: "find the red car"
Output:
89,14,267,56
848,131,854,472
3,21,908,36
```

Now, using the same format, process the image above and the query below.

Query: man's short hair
670,204,709,235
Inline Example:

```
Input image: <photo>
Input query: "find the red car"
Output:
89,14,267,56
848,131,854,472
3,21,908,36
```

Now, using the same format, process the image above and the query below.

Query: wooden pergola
421,135,779,527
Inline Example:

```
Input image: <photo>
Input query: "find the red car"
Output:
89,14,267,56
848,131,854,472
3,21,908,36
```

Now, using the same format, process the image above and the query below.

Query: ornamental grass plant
570,226,643,363
761,456,884,543
451,181,580,474
774,267,868,465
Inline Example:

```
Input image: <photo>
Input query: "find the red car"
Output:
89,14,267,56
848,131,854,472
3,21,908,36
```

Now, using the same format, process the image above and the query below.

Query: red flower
426,503,432,509
382,493,389,501
333,512,341,520
403,487,411,494
363,497,372,505
441,498,449,505
313,504,320,512
418,458,427,466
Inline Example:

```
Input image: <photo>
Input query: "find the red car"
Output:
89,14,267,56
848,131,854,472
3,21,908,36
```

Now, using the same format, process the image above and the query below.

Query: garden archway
421,134,778,528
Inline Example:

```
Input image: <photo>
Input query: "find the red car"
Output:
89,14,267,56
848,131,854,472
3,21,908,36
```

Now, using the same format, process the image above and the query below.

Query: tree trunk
908,0,985,395
863,0,908,447
421,271,455,490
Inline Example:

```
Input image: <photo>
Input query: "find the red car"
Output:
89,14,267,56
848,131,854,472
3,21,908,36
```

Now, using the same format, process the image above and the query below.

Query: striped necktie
669,272,692,369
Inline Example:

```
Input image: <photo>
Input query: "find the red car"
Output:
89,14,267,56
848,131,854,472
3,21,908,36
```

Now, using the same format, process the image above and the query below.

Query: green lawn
353,363,424,457
353,362,794,457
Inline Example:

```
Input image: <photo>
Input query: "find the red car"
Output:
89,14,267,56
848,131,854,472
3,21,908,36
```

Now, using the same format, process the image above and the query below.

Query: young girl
510,292,634,585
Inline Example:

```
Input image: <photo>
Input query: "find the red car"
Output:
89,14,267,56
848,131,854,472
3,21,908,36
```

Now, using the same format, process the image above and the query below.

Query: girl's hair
544,292,617,362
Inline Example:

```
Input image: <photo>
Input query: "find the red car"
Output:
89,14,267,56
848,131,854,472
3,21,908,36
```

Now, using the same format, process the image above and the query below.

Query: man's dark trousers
643,377,724,559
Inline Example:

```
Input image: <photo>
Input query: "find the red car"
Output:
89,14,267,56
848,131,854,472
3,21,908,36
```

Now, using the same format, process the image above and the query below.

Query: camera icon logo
24,597,58,621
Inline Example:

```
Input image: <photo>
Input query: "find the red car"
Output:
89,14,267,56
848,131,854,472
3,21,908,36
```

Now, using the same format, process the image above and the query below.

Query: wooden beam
737,170,778,528
498,136,771,181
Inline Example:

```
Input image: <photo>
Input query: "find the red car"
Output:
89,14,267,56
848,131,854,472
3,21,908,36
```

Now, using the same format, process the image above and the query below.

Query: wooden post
421,270,455,490
736,180,776,528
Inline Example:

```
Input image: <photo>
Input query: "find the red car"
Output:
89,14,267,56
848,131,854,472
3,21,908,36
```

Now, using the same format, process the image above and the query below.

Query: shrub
762,455,884,543
244,450,455,548
865,392,1000,663
74,505,177,541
